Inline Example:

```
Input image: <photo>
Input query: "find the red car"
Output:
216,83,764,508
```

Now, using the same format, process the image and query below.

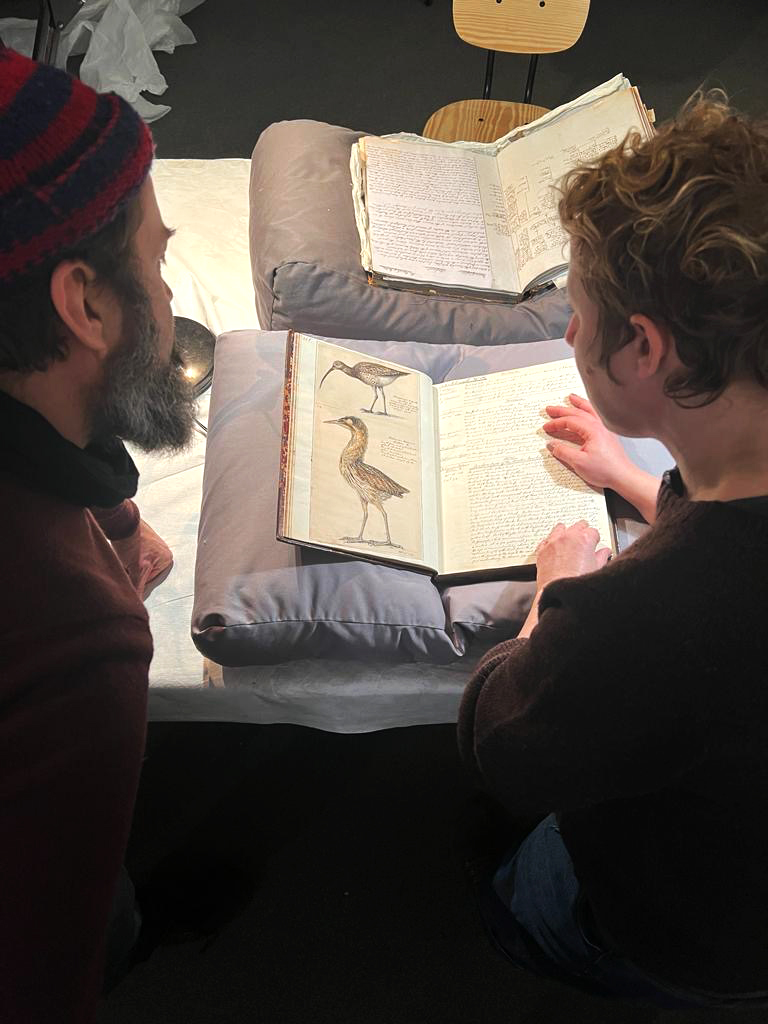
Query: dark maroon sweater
459,473,768,995
0,397,151,1022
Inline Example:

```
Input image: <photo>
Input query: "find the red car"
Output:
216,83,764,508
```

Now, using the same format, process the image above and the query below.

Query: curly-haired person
459,93,768,1008
0,48,196,1023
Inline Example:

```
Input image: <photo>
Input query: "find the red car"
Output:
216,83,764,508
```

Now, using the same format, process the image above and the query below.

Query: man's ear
49,260,119,358
627,314,675,380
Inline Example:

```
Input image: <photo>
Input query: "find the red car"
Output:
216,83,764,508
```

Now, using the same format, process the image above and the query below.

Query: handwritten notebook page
362,138,517,292
497,88,652,291
435,359,612,575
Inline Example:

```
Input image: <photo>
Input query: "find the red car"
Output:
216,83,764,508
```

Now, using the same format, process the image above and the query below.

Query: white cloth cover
0,0,205,121
141,159,483,731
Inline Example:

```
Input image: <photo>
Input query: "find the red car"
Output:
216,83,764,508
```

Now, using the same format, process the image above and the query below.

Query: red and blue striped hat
0,46,154,287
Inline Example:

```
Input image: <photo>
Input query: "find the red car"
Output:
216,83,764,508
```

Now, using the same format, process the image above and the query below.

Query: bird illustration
325,416,409,547
319,359,410,416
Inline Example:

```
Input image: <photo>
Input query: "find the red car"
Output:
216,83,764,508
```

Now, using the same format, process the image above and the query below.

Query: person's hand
517,520,611,638
543,393,662,525
535,520,612,590
543,393,635,491
112,519,174,601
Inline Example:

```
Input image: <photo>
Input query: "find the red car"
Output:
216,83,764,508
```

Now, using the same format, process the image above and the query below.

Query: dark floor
99,722,768,1024
19,0,761,1020
145,0,768,159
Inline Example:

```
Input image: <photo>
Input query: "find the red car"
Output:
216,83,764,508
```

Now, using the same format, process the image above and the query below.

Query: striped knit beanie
0,46,153,289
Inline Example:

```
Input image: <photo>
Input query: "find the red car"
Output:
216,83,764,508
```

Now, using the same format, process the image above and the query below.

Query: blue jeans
485,814,768,1009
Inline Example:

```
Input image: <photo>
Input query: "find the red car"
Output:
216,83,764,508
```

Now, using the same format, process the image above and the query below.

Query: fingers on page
543,423,583,445
568,393,594,412
546,441,577,467
543,415,588,437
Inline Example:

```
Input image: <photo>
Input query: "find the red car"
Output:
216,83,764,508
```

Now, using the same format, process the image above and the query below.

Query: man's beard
89,283,196,454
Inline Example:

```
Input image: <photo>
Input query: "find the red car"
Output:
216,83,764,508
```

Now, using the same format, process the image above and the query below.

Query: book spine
276,331,297,538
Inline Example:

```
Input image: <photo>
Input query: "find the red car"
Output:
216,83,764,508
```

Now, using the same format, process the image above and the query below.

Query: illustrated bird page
306,339,431,564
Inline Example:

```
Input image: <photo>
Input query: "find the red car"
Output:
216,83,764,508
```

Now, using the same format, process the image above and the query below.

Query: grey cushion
192,330,576,668
249,120,572,345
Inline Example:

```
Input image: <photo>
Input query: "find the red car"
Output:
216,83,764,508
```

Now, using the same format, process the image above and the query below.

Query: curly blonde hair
558,92,768,405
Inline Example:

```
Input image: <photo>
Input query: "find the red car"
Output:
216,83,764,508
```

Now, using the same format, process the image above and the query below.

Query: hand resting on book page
536,520,612,585
543,393,661,525
517,521,611,639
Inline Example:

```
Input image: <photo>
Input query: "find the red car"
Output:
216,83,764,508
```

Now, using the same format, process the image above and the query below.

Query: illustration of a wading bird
318,359,410,416
325,416,409,547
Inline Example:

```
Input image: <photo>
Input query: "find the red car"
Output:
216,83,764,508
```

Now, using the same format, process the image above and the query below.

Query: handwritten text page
497,89,651,290
436,359,612,574
363,138,515,291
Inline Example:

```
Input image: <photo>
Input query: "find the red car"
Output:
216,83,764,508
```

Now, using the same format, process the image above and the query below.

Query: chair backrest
453,0,590,55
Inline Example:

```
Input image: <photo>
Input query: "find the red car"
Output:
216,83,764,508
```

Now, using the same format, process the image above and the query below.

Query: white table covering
141,159,476,731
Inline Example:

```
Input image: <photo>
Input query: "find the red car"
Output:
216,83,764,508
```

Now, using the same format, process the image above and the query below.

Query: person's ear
627,314,675,380
49,260,120,358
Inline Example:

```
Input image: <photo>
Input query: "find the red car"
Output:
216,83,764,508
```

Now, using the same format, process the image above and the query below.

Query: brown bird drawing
325,416,409,547
319,359,410,416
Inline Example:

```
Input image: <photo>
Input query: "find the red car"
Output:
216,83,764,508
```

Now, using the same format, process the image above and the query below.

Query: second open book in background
352,75,653,302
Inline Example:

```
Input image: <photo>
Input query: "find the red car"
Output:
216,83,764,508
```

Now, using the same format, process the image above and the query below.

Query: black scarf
0,389,138,508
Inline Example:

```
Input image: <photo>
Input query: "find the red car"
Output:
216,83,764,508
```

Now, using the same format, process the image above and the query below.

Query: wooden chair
423,0,590,144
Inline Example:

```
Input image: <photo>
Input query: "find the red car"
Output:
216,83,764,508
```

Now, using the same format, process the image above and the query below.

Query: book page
361,137,517,293
497,88,652,290
283,334,439,571
435,359,613,575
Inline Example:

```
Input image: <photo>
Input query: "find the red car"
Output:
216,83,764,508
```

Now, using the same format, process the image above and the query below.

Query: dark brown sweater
459,473,768,994
0,394,151,1023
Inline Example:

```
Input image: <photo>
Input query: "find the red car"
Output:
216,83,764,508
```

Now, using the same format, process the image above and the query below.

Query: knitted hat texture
0,46,153,288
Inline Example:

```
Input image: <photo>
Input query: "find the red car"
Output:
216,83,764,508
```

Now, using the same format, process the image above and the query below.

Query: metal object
483,50,538,103
482,49,496,99
32,0,84,64
173,316,217,399
325,416,409,548
318,359,410,417
523,53,539,104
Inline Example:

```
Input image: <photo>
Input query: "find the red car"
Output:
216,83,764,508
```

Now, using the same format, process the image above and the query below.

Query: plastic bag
0,0,205,122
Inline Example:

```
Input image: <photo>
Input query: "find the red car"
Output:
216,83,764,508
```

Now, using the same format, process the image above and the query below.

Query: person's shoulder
0,472,148,627
0,473,90,570
0,470,84,525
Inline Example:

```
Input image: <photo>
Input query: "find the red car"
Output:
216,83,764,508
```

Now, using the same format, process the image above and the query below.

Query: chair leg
523,54,539,105
482,50,496,100
33,0,83,64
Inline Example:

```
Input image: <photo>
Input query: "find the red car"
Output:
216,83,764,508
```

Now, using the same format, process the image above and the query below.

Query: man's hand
543,394,661,525
518,520,611,638
112,519,173,601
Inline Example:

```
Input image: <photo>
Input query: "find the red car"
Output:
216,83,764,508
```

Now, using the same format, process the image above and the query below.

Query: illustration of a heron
325,416,409,547
319,359,409,416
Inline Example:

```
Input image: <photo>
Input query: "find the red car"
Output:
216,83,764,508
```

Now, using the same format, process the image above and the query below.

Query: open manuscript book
351,75,653,303
278,333,618,580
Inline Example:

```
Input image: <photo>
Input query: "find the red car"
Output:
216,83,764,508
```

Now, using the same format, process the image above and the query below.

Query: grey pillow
192,330,575,667
249,120,572,346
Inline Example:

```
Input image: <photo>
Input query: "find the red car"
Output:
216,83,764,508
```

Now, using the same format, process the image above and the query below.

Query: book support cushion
249,120,572,346
192,330,578,667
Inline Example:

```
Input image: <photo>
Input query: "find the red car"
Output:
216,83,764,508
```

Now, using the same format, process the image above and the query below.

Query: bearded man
0,47,197,1023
